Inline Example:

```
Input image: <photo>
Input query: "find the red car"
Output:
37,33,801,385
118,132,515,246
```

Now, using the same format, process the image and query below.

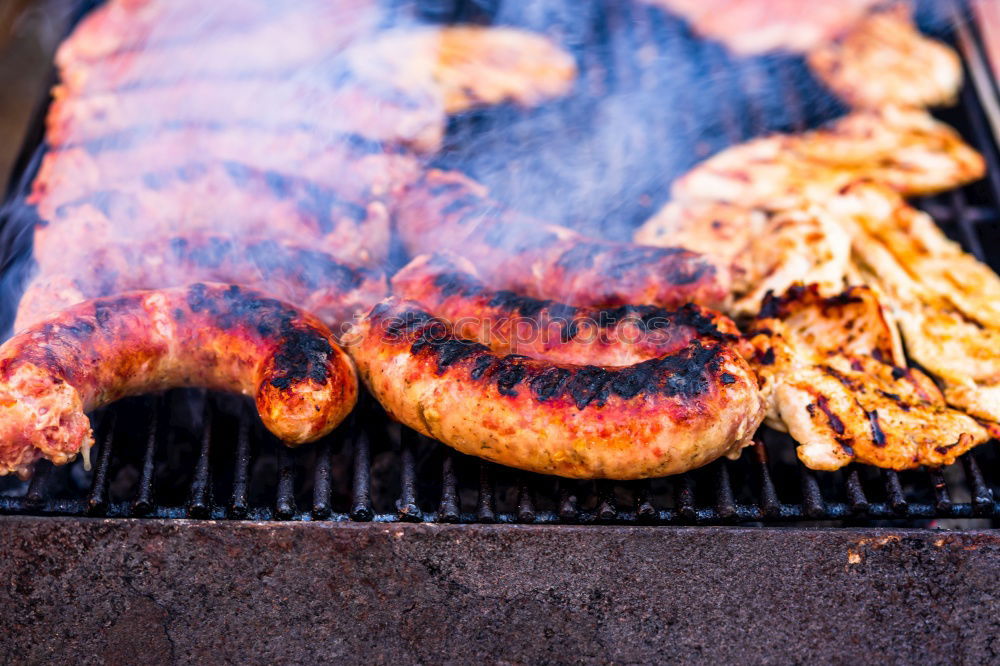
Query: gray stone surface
2,517,1000,664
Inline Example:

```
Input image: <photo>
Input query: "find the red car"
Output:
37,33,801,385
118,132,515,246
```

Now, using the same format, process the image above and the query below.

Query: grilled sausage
0,283,358,477
392,252,743,366
344,298,764,479
18,233,387,333
394,169,730,311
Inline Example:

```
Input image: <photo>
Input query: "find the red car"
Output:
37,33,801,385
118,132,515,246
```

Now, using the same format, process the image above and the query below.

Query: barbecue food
747,285,988,471
835,182,1000,427
0,284,358,478
642,0,880,55
808,4,962,109
16,235,387,334
30,161,395,270
395,169,730,311
347,26,577,116
634,200,851,317
55,6,576,152
29,128,422,217
46,75,447,154
670,107,985,209
392,252,743,366
55,0,381,94
344,297,764,479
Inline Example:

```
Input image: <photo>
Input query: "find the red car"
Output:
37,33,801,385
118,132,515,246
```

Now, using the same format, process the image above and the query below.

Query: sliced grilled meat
29,128,422,215
395,169,730,310
31,161,394,269
56,0,380,94
17,234,387,334
0,284,358,477
634,199,851,318
392,252,743,366
808,3,961,109
671,107,984,208
344,297,763,480
839,183,1000,427
747,284,988,471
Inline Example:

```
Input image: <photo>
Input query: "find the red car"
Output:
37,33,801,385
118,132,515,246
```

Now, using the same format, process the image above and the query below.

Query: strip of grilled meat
747,284,988,471
31,161,395,271
808,3,962,109
670,107,984,209
395,169,730,311
17,234,387,335
837,182,1000,429
634,199,851,318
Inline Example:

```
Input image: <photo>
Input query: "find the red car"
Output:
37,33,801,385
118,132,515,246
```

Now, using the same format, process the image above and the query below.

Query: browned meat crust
392,252,743,366
343,298,764,479
0,283,358,477
30,160,396,272
17,234,387,334
395,169,730,311
747,284,988,471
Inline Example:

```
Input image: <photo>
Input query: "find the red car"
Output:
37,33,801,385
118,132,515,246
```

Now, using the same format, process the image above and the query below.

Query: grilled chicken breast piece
641,0,880,55
671,107,984,208
347,26,577,116
634,200,851,318
836,183,1000,428
747,285,989,471
808,3,962,109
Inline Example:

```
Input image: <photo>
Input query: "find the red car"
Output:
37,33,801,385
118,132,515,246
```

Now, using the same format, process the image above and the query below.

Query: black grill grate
1,0,1000,525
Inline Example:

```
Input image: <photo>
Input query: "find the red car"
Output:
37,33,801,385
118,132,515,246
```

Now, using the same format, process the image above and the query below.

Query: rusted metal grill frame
1,0,999,526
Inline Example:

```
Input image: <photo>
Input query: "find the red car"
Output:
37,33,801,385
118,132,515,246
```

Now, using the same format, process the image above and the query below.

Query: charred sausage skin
392,252,744,366
0,283,358,477
17,233,387,334
344,298,764,480
394,169,730,310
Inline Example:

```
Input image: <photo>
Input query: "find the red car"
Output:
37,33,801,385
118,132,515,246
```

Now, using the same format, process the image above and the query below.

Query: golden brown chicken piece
808,3,962,109
634,200,851,318
747,284,989,471
835,183,1000,428
670,107,984,209
348,26,578,116
641,0,880,55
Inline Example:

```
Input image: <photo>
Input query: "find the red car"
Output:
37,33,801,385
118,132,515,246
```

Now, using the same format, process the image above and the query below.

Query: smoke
0,0,969,339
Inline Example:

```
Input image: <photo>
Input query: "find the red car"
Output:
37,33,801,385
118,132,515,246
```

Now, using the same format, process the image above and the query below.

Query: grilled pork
31,161,395,272
395,169,730,311
0,284,358,477
808,3,962,109
747,285,988,471
344,297,764,480
17,234,387,334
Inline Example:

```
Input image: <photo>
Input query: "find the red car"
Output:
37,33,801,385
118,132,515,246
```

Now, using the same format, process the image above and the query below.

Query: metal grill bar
0,1,998,527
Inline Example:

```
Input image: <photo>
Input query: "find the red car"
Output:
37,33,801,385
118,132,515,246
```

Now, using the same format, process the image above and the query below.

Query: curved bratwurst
0,283,357,477
345,298,764,479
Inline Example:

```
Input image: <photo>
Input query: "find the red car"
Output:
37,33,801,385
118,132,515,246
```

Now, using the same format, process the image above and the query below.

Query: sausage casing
0,283,358,477
345,298,764,479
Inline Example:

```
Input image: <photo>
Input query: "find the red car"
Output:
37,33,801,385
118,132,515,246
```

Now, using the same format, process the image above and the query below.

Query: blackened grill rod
132,396,160,515
86,410,117,515
229,411,252,518
311,436,333,519
187,399,213,519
